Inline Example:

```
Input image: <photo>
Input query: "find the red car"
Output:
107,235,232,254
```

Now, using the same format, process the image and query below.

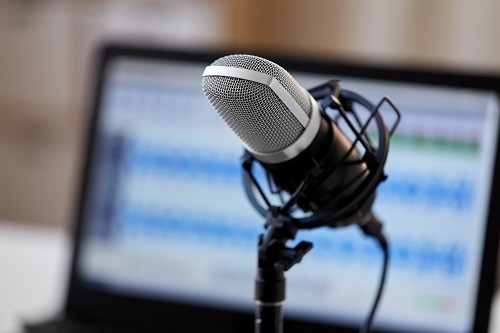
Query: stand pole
255,263,286,333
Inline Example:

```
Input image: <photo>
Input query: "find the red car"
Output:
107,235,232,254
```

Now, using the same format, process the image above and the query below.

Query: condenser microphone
202,54,400,333
202,54,371,220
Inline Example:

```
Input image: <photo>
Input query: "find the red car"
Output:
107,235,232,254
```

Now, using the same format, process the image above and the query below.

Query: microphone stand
254,208,312,333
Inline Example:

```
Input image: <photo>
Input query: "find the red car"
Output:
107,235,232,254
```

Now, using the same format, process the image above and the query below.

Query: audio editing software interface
78,57,499,333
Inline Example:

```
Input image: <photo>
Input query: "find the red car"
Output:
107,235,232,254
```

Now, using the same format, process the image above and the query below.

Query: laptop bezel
64,43,500,333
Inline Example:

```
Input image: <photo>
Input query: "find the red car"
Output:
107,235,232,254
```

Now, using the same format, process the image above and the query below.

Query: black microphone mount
242,80,400,333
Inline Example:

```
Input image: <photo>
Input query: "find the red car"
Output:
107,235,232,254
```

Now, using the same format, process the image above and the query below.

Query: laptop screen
71,45,500,333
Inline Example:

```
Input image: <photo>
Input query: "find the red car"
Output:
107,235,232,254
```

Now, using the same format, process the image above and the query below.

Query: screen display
77,56,499,333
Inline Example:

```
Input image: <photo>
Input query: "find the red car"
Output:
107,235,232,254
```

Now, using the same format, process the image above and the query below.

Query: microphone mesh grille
202,55,312,154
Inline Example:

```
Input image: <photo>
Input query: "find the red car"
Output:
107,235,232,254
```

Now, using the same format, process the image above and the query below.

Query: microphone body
202,54,370,216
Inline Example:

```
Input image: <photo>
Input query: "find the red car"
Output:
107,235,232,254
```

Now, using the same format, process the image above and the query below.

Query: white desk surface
0,221,498,333
0,222,69,333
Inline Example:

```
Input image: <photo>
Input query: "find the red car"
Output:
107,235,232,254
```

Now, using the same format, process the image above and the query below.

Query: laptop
25,43,500,333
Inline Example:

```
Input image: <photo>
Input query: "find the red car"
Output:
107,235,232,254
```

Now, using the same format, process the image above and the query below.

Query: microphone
202,54,383,227
202,54,400,333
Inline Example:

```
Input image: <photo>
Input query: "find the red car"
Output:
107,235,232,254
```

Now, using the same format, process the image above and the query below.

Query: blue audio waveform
123,141,476,212
124,142,241,184
377,173,475,211
114,202,466,278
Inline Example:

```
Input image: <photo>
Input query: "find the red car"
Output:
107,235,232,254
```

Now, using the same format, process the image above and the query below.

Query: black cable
359,234,389,333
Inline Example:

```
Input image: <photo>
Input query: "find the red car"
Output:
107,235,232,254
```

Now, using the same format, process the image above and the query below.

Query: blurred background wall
0,0,499,227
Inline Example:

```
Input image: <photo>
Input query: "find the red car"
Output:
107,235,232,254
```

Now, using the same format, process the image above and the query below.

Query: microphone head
202,54,314,156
